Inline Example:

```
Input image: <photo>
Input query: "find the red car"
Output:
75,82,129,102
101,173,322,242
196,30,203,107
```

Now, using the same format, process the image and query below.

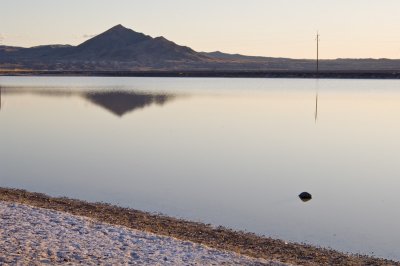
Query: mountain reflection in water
85,92,173,116
0,87,176,117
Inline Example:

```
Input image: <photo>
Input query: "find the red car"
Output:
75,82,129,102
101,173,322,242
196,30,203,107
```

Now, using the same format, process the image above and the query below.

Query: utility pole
316,32,320,74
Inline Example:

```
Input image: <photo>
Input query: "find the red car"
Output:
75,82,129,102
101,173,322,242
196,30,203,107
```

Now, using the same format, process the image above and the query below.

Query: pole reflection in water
315,91,318,124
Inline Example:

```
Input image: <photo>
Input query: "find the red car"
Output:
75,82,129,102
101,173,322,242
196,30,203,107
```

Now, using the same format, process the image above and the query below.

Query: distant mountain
67,25,210,63
201,51,275,61
0,25,213,70
1,24,400,71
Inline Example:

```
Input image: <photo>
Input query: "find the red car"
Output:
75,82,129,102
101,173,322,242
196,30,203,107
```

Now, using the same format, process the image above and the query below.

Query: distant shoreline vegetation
2,70,400,79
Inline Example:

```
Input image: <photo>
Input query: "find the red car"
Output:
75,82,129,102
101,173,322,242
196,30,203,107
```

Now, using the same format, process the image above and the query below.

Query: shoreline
2,70,400,79
0,187,398,265
0,201,276,265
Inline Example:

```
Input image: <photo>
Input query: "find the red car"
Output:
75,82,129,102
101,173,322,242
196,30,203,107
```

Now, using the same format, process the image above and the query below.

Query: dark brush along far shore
3,70,400,79
1,24,400,73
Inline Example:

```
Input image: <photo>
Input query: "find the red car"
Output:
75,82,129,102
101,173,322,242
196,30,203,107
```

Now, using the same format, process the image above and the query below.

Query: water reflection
85,92,174,117
0,87,176,116
315,91,318,123
3,77,400,260
314,80,319,124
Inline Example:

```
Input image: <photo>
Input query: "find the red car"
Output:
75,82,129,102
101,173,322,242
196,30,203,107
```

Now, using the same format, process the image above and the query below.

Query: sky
1,0,400,59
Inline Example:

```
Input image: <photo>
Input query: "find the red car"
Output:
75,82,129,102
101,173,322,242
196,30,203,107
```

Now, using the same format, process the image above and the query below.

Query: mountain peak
108,24,129,31
103,24,140,36
76,24,152,54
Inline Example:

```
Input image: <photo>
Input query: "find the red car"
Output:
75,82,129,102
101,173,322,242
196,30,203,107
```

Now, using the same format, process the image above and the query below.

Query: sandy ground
0,201,286,265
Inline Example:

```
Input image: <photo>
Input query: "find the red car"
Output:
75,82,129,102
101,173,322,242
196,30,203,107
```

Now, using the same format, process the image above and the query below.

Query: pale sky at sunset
2,0,400,59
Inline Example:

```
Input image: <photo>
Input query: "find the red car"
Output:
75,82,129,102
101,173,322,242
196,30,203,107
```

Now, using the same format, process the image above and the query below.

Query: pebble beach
0,188,398,265
0,201,280,265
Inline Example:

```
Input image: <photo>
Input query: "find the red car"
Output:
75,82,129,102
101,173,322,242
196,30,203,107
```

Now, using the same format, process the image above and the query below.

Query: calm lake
1,76,400,260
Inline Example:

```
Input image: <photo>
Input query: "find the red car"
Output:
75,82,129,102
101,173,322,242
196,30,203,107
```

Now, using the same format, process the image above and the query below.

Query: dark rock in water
299,192,312,202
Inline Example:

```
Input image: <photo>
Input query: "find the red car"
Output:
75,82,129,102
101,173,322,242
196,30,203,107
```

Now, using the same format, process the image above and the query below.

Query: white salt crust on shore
0,201,289,265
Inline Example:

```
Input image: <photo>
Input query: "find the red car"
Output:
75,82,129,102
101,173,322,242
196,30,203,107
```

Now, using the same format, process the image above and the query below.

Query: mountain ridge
1,25,400,71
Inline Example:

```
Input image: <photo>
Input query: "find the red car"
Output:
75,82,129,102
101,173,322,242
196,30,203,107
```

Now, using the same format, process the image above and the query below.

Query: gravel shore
0,201,281,265
0,188,398,265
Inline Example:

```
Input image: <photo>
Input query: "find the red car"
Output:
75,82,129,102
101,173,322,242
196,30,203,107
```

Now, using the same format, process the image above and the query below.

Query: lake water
1,76,400,260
